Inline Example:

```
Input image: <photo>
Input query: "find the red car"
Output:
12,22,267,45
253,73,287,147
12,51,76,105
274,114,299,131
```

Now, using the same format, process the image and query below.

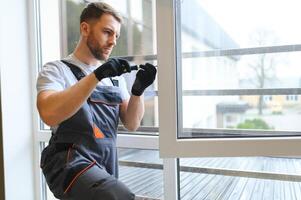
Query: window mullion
163,158,179,200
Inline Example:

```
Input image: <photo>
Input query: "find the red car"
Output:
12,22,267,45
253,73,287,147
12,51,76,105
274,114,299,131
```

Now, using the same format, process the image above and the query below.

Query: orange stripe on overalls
93,124,105,138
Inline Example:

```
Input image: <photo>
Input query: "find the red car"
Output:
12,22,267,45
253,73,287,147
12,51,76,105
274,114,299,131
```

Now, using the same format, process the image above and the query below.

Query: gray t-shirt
36,54,130,100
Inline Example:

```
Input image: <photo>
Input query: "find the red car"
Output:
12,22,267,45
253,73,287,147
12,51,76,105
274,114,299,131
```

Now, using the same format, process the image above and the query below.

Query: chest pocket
87,85,123,138
89,85,123,106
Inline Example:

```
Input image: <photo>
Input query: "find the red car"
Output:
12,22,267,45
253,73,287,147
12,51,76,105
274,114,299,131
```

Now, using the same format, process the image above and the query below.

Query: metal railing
119,160,301,182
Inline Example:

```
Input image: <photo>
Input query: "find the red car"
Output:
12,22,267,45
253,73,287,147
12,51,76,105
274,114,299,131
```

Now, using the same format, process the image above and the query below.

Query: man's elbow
124,122,140,132
38,109,59,127
42,118,58,127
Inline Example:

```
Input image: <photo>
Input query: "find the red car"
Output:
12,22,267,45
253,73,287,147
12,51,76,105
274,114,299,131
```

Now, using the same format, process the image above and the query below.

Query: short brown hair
80,2,123,24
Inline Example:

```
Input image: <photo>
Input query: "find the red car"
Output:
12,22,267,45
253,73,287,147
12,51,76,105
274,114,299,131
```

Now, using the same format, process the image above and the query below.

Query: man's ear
80,22,90,37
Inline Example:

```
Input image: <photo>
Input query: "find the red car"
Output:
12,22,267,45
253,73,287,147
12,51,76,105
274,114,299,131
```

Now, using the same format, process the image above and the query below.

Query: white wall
0,0,35,199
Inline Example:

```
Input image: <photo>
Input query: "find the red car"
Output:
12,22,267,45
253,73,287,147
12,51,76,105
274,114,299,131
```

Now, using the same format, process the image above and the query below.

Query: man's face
86,14,121,60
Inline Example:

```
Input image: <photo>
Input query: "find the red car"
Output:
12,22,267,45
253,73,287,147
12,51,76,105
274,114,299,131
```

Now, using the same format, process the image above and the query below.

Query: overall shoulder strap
61,60,119,86
61,60,86,81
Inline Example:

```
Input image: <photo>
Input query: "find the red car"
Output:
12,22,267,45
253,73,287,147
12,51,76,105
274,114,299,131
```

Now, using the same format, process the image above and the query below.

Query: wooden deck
118,149,301,200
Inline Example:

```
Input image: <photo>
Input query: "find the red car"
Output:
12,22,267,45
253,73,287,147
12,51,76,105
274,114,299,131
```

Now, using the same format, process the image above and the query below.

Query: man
37,2,156,200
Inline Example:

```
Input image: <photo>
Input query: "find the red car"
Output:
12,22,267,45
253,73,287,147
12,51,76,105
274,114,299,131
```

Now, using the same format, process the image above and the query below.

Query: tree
246,29,279,115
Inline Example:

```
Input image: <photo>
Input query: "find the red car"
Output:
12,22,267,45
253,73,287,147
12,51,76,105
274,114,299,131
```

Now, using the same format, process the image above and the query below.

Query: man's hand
131,63,157,96
94,58,131,81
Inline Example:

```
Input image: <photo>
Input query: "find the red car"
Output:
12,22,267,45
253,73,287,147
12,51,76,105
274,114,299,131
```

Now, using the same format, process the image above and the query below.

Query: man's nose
109,35,117,46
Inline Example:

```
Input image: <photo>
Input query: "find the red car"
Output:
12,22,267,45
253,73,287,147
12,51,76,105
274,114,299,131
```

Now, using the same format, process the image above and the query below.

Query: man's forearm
123,62,156,131
37,73,99,126
121,95,145,131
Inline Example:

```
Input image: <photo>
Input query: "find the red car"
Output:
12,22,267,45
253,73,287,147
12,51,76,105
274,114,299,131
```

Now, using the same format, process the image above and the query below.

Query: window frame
31,0,162,199
28,0,46,199
31,1,301,200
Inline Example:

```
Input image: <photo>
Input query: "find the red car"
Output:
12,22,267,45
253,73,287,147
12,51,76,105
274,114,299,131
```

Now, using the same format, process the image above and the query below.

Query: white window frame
157,0,301,158
31,1,301,200
28,0,47,199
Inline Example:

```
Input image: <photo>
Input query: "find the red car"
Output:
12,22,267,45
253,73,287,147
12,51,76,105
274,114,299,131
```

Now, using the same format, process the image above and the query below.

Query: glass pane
179,157,301,200
181,52,301,90
40,0,61,65
118,148,163,199
181,0,301,50
65,0,156,56
39,0,61,130
39,0,158,131
178,0,301,138
64,0,158,130
181,95,301,137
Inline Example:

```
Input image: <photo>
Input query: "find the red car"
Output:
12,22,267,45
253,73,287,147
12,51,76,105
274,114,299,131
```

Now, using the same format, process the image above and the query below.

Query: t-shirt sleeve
36,61,65,94
118,76,130,101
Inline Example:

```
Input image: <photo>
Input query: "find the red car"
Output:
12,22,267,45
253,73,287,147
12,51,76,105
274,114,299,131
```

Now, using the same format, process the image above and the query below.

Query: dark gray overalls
40,61,135,200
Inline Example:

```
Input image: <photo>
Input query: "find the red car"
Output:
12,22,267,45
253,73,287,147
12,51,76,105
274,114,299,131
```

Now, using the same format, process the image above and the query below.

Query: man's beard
87,33,105,60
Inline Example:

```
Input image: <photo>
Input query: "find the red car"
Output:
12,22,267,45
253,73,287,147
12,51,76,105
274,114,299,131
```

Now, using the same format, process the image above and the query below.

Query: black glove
131,63,157,96
94,58,131,81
